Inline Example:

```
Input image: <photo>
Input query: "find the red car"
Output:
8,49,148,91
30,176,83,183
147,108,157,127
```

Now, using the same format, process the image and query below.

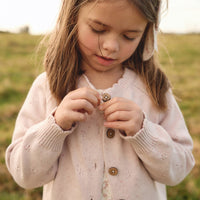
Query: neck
84,68,124,90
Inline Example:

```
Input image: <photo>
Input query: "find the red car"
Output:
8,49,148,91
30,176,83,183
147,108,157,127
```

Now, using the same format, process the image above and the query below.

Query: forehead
78,0,147,31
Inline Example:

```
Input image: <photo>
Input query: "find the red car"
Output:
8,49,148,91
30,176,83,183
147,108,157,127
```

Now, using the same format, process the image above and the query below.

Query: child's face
77,0,147,73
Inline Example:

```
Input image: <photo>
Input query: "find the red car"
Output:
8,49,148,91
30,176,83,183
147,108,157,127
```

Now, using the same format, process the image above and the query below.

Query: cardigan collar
81,68,135,91
77,68,137,102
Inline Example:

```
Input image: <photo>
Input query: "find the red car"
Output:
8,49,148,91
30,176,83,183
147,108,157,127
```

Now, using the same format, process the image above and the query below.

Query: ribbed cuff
121,119,158,154
36,114,76,152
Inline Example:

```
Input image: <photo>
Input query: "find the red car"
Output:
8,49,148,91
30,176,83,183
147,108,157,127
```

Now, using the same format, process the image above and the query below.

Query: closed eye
123,35,136,41
89,25,105,34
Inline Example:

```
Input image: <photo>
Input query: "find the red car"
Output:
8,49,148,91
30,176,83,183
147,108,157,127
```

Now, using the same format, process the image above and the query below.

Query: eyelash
90,26,135,41
90,26,105,34
123,35,135,41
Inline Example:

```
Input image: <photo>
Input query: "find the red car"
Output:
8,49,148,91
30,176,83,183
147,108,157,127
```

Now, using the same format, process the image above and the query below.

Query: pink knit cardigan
6,68,195,200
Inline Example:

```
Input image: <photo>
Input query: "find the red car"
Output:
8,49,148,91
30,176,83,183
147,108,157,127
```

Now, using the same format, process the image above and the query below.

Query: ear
143,24,158,61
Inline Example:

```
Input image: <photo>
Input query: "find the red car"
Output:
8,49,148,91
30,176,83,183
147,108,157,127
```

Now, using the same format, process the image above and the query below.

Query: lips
96,55,116,66
100,56,114,60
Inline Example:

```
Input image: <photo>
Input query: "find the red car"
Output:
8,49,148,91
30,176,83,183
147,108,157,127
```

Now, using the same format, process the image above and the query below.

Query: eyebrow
88,18,143,33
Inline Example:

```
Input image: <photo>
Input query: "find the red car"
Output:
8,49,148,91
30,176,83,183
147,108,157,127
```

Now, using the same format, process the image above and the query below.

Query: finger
105,110,131,122
103,102,131,118
71,87,100,102
68,88,100,107
104,120,128,132
54,109,87,130
99,97,129,111
70,99,95,115
70,110,88,122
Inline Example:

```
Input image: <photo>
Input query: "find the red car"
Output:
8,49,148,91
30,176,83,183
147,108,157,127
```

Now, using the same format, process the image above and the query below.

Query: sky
0,0,200,35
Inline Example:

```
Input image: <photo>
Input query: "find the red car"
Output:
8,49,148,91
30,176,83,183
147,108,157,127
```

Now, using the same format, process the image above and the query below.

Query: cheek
121,39,141,59
78,28,98,53
122,44,137,59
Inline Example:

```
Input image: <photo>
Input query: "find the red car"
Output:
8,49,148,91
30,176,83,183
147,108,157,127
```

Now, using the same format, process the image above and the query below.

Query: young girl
6,0,195,199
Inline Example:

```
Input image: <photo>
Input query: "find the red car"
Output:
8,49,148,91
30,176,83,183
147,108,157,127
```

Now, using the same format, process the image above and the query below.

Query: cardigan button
102,93,111,102
106,128,115,138
108,167,118,176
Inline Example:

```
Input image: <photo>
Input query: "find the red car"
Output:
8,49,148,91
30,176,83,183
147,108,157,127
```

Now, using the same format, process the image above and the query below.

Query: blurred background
0,0,200,34
0,0,200,199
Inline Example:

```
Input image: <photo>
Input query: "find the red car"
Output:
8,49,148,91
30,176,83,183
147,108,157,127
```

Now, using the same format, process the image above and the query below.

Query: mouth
96,55,116,66
95,55,116,66
96,55,115,61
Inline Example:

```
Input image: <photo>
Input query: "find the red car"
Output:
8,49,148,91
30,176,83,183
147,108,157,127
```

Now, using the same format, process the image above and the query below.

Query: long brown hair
44,0,170,110
125,0,170,110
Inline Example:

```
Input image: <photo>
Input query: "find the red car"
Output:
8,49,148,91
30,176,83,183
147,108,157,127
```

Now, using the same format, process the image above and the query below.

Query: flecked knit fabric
102,168,112,200
6,68,195,200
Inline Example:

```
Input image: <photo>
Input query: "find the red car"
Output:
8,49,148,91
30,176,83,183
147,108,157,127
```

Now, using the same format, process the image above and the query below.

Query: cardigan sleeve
5,73,75,189
121,89,195,186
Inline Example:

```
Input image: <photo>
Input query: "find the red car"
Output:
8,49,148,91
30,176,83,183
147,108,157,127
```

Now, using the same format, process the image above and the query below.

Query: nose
102,36,119,53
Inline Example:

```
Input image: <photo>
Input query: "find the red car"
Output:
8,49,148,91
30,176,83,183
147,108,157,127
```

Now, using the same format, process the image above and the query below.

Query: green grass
158,34,200,199
0,32,200,199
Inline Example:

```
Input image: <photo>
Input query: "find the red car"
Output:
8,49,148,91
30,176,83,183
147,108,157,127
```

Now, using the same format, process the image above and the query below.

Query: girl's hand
54,87,100,131
99,97,144,136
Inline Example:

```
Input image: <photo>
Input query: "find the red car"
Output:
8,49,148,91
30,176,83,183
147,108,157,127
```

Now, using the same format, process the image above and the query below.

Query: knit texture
6,68,195,200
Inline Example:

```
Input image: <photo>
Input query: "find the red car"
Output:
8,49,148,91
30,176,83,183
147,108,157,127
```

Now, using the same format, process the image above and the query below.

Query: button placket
101,93,119,178
101,93,115,139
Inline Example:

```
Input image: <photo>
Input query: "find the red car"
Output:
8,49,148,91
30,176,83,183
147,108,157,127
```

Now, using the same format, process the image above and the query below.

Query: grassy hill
0,32,200,199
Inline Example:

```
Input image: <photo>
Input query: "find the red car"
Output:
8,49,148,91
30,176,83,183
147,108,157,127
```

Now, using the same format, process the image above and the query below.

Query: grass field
0,32,200,199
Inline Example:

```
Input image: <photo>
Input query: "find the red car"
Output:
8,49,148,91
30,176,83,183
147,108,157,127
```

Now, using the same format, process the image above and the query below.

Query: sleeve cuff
35,113,77,152
120,117,159,154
